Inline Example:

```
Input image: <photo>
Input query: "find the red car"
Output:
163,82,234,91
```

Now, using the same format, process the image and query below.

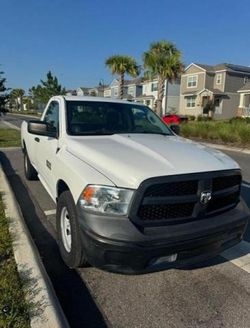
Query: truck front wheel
56,190,88,268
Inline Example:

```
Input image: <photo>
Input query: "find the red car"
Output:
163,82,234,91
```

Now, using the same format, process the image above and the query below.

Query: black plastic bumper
76,201,249,274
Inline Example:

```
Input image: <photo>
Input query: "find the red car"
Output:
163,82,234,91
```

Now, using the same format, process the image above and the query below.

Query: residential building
66,89,77,96
135,79,180,115
104,78,143,99
237,82,250,117
126,78,143,99
76,86,105,97
104,87,111,98
179,63,250,119
76,87,90,96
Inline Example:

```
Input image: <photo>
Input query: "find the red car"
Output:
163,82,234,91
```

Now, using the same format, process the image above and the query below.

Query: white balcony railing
242,107,250,117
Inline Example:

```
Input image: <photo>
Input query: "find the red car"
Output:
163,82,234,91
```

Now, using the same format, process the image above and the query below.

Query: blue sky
1,0,250,92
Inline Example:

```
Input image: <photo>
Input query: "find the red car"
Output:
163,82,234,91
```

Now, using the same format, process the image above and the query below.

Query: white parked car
21,96,249,273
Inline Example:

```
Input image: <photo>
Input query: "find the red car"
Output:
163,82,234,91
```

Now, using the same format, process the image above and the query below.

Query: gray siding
167,81,180,96
215,94,239,120
224,73,246,92
166,96,180,113
205,72,214,90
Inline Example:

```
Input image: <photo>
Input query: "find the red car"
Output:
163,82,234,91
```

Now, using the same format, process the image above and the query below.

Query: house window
104,90,111,97
244,77,248,84
186,96,196,108
113,88,118,97
187,75,198,88
151,82,158,92
128,86,134,96
216,74,222,85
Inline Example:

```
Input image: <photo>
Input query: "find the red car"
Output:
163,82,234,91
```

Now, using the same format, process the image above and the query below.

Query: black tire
24,150,38,180
56,190,88,268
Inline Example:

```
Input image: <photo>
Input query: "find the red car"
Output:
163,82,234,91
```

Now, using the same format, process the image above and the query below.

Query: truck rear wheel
56,190,88,268
24,150,38,180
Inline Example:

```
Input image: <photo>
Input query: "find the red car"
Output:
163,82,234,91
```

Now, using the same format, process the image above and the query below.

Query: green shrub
237,125,250,144
187,115,195,121
229,117,250,124
197,115,213,122
180,119,250,147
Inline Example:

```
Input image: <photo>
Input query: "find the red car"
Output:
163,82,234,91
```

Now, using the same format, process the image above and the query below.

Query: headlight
79,185,134,216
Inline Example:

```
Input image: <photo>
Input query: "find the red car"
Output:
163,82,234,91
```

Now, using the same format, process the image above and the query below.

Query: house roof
78,87,92,92
210,88,225,95
78,86,107,92
238,82,250,92
193,63,250,74
124,78,143,85
182,88,225,96
194,63,214,71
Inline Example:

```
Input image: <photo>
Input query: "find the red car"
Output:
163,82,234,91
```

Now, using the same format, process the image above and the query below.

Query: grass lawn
0,195,31,327
0,129,21,147
181,120,250,147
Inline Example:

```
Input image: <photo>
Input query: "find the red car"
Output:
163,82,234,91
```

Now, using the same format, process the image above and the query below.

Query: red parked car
162,114,188,125
162,114,181,125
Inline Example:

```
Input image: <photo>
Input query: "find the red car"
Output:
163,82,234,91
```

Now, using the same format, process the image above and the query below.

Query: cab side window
44,101,59,134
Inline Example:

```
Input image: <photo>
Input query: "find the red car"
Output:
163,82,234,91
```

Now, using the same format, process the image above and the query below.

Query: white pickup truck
21,96,249,273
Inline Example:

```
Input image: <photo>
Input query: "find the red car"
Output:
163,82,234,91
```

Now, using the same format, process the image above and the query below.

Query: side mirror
170,124,180,135
28,120,57,138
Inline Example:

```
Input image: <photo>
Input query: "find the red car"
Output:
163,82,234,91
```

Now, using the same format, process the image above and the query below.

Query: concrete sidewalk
0,165,69,328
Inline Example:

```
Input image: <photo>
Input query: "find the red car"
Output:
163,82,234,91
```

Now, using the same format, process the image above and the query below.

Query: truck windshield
66,101,173,136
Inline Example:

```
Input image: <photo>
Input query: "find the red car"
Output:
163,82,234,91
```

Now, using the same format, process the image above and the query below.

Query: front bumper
77,200,249,274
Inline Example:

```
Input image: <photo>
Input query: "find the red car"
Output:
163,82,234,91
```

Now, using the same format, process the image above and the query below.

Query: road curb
0,165,69,328
195,141,250,155
8,112,42,119
1,119,21,130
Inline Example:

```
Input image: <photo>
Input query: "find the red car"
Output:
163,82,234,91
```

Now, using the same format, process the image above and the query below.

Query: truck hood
66,134,239,189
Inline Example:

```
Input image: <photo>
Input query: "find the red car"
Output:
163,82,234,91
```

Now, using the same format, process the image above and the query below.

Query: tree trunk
119,72,124,99
156,77,165,117
20,96,23,111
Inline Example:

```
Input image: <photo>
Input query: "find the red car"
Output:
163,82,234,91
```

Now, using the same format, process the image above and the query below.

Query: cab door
35,100,60,199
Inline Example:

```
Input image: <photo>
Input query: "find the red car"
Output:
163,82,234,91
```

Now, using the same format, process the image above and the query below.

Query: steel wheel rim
60,207,72,253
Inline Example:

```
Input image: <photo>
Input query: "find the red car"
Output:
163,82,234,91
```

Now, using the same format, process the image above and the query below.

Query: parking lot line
222,241,250,273
44,209,56,216
242,182,250,188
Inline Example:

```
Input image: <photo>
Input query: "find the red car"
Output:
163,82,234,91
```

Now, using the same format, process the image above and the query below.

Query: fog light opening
150,253,178,266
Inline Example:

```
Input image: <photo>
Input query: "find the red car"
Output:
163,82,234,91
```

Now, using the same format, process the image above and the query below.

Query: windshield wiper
134,131,171,136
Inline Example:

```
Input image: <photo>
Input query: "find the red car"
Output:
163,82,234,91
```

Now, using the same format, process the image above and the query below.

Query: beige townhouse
179,63,250,119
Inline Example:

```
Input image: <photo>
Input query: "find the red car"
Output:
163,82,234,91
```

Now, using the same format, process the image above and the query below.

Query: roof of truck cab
60,95,144,105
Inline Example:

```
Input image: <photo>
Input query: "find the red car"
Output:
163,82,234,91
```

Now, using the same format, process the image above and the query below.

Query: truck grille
130,170,241,226
138,203,195,221
144,180,198,197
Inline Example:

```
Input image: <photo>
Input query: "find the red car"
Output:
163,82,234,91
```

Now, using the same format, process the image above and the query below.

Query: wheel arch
57,179,70,201
22,140,26,152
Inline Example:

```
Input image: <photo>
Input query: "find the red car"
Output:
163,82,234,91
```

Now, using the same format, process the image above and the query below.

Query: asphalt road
1,114,250,328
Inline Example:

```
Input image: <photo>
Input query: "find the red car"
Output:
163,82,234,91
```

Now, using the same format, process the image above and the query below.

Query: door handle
35,137,40,142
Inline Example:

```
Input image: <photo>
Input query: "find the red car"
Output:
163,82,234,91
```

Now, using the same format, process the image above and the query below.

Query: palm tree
10,88,25,111
143,40,184,116
105,55,140,99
